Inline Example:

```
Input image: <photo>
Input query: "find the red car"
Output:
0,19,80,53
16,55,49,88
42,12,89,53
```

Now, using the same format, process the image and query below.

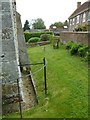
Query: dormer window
83,12,86,22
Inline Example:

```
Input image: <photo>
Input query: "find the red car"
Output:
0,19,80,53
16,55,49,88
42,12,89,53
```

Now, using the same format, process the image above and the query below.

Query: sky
16,0,87,28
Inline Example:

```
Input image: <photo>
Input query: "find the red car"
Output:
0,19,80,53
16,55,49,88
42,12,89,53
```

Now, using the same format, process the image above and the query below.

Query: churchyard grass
5,44,88,118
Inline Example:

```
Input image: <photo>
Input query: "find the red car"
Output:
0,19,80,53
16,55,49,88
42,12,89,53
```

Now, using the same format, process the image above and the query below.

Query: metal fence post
43,57,47,95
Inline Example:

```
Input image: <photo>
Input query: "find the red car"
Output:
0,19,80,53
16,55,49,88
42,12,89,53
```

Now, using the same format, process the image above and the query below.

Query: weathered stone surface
0,1,2,117
2,2,10,12
16,12,38,110
1,0,37,115
1,0,20,114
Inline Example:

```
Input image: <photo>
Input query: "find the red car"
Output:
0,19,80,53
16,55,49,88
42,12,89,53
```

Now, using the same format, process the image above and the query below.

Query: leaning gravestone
0,0,37,116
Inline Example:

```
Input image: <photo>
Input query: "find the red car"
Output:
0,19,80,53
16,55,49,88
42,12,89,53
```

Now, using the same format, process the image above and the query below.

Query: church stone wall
0,0,37,115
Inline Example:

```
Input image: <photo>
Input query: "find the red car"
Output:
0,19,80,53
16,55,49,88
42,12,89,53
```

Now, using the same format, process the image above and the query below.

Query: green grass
5,44,88,118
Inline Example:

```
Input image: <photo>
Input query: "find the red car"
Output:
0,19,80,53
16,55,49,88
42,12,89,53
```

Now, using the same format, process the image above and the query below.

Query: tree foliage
63,20,69,27
53,22,63,28
50,20,69,28
23,20,30,31
32,18,46,29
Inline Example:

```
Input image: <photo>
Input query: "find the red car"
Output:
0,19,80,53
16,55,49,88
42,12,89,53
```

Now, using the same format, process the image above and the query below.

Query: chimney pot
77,2,81,8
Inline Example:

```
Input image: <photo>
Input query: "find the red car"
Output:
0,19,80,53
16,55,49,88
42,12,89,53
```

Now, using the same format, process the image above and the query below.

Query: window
70,19,72,26
77,15,80,23
88,11,90,21
83,12,86,22
79,14,82,24
72,18,75,25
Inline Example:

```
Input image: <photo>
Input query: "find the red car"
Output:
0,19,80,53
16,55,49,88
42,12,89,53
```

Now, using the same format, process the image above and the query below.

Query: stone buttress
0,0,37,115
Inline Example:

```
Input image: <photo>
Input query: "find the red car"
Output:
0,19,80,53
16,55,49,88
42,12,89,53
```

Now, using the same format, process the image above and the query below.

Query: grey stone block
2,61,19,83
2,39,15,52
2,28,13,39
2,14,12,28
2,2,10,12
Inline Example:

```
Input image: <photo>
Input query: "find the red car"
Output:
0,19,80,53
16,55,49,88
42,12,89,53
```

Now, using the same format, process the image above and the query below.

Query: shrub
82,25,88,31
40,34,49,41
24,32,31,42
75,25,82,32
78,46,88,57
85,51,90,61
74,25,88,32
53,36,60,49
24,31,53,42
70,43,82,55
65,41,74,50
28,37,40,43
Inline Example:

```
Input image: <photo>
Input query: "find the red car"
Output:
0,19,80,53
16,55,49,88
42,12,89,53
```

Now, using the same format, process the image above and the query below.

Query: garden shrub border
65,41,90,61
24,31,53,42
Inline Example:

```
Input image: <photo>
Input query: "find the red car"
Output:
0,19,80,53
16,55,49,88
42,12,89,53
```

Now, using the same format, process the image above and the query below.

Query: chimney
77,2,81,8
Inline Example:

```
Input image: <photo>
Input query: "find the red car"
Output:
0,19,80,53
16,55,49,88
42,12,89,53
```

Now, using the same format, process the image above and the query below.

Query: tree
23,20,30,31
54,22,63,28
50,21,64,28
32,18,46,29
63,20,69,27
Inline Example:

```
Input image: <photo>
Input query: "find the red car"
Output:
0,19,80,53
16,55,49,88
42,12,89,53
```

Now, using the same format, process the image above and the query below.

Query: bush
75,25,82,32
85,51,90,61
40,34,49,41
24,32,31,42
53,36,60,49
78,46,88,57
24,31,53,42
70,43,82,55
65,41,74,50
28,37,40,43
74,25,88,32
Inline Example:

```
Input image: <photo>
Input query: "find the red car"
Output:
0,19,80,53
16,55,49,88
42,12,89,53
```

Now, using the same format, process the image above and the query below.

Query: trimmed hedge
24,31,53,42
28,37,40,43
40,34,49,41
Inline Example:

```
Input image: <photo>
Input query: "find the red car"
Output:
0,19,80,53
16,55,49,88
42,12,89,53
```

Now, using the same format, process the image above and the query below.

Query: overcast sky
16,0,87,28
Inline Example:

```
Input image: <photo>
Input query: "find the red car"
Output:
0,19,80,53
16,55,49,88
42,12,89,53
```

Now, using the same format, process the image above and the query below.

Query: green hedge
28,37,40,43
40,34,49,41
24,31,53,42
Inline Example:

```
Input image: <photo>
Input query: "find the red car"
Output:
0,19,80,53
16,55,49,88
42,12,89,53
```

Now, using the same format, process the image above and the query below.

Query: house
49,25,68,35
68,0,90,31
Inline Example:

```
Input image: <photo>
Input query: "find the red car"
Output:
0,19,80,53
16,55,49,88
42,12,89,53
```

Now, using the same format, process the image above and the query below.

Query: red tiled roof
69,1,90,19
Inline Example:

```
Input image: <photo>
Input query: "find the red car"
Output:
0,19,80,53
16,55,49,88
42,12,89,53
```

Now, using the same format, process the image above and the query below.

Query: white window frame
83,12,86,22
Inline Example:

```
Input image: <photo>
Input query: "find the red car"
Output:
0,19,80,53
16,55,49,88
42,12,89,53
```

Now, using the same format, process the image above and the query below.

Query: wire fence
2,57,48,119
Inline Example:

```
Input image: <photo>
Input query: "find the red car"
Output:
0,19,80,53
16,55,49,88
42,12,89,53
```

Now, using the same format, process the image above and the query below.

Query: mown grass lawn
5,44,88,118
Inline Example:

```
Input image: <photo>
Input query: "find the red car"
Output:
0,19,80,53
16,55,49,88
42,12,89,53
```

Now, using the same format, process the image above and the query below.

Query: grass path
5,44,88,118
